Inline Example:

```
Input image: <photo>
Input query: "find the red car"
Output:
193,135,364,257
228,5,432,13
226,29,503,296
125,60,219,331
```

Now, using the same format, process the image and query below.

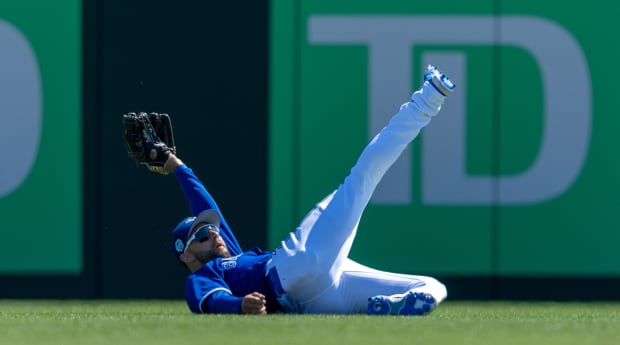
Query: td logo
309,15,590,205
0,19,41,198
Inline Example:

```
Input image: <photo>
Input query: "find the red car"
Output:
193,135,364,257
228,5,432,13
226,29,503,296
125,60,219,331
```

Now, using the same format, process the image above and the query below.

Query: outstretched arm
123,112,242,253
164,153,221,216
166,153,243,254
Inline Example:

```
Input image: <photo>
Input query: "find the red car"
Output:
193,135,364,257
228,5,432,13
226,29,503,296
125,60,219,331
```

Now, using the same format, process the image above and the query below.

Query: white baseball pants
268,83,448,313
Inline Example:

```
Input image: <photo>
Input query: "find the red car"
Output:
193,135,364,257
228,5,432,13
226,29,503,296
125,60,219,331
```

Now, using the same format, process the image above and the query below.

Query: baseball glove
122,112,176,174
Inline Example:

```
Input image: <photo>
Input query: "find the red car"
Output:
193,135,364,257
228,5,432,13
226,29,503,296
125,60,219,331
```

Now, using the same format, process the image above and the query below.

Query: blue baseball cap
172,209,221,262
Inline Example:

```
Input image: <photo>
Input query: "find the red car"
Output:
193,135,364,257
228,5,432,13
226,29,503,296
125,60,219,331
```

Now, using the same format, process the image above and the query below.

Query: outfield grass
0,300,618,345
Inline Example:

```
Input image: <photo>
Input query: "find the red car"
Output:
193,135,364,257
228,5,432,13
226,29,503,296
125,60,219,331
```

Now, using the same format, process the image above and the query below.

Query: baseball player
125,65,454,315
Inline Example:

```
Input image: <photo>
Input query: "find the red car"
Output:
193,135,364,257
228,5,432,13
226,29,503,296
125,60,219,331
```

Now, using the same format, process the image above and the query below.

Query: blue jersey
174,164,281,313
185,248,283,313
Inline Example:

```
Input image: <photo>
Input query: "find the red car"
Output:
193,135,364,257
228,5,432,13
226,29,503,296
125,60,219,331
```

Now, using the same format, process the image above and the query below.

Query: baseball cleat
424,65,455,96
367,291,437,316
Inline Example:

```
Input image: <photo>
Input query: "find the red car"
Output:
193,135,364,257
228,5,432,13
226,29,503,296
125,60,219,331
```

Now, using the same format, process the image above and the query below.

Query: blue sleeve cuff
204,290,243,314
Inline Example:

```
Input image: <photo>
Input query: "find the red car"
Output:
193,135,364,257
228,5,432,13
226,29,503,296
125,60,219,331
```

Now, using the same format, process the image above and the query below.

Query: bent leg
271,81,448,304
301,86,448,280
301,259,447,314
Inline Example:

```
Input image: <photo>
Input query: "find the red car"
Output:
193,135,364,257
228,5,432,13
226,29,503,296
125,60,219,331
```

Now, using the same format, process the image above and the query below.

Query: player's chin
217,247,232,258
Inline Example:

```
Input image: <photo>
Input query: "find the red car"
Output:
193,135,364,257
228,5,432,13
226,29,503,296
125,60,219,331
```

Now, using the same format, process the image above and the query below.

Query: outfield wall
268,0,620,300
0,0,270,299
0,0,618,300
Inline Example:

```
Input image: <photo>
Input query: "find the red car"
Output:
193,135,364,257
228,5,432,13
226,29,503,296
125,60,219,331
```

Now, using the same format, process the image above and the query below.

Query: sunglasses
184,224,220,253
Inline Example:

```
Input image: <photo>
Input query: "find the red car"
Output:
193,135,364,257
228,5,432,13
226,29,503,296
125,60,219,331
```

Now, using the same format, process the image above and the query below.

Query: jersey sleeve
173,164,243,255
204,290,244,314
186,265,248,314
185,272,234,314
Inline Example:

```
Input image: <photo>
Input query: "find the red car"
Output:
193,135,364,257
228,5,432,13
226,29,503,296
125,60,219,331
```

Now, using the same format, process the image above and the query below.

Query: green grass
0,300,619,345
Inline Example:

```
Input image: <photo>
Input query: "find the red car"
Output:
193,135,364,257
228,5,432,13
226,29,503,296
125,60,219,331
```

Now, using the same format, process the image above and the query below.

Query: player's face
185,223,231,263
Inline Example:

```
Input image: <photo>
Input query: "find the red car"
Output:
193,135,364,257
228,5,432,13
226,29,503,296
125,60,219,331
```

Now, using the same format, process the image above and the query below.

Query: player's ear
179,252,195,264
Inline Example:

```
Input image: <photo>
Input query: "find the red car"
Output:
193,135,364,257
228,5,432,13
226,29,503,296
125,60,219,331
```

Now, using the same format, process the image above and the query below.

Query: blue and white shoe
368,291,437,316
424,65,455,96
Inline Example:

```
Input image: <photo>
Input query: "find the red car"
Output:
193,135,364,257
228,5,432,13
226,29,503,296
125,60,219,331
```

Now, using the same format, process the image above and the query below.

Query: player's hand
241,292,267,314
